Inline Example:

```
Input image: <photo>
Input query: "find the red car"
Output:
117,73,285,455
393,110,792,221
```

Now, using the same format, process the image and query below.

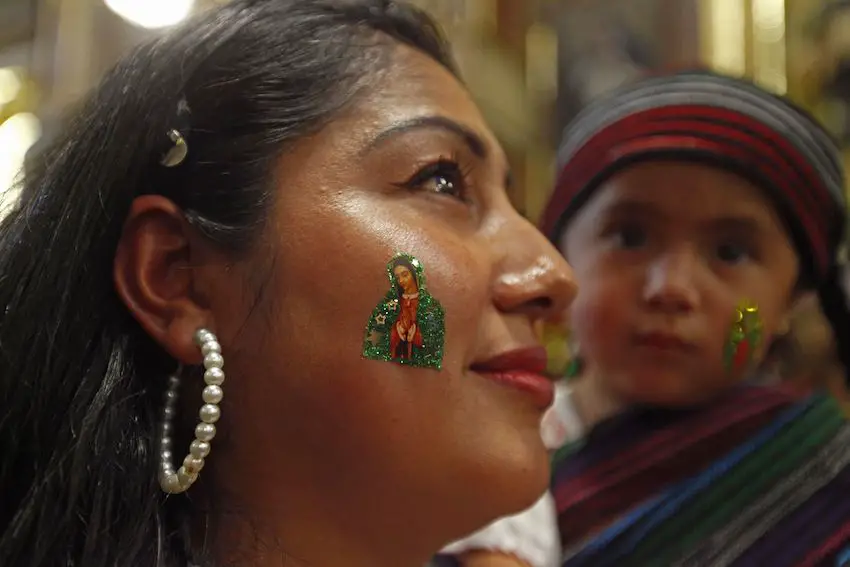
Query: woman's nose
491,216,577,321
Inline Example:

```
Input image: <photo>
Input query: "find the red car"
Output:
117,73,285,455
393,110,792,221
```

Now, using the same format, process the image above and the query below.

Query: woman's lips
470,347,554,409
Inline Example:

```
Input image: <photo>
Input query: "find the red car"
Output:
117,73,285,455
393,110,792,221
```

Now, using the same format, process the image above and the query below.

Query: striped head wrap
540,70,850,380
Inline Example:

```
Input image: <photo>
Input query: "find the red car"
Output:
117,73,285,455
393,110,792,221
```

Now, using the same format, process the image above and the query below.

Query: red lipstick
470,347,554,409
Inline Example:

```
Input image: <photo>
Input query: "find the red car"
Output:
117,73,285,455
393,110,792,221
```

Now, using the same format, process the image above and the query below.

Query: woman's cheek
409,238,490,370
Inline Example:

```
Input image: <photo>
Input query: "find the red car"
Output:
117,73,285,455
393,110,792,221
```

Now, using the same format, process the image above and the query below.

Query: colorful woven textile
552,386,850,567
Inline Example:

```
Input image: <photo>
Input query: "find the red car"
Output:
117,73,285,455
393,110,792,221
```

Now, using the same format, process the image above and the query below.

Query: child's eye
612,225,647,249
716,241,751,265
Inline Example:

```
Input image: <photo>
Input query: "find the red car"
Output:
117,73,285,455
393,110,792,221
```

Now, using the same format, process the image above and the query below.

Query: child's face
560,161,800,407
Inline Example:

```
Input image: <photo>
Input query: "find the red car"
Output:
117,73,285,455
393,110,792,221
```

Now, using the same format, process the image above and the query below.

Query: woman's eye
402,159,468,201
612,225,647,249
716,241,751,264
419,170,460,198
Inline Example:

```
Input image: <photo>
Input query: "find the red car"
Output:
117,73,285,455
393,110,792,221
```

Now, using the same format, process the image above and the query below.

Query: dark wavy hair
0,1,456,566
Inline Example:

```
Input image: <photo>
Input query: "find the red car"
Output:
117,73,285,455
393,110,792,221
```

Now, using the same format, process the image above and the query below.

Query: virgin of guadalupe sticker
362,253,445,370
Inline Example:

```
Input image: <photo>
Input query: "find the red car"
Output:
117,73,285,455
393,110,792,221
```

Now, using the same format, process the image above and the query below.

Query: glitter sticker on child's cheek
723,300,764,375
361,252,446,370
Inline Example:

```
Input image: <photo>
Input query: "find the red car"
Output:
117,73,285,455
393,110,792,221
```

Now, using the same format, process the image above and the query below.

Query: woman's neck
200,508,435,567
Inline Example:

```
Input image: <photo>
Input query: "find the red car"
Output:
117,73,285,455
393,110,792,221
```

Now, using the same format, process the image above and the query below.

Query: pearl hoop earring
159,328,225,494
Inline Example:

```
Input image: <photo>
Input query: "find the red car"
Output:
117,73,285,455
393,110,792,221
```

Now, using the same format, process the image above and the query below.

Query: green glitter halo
723,300,764,374
361,252,445,370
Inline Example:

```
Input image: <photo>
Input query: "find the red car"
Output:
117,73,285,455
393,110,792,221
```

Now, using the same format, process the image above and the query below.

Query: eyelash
396,155,474,202
715,240,756,264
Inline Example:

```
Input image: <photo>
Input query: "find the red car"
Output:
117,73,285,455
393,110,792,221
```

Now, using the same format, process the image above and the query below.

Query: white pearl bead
203,352,224,370
161,473,182,493
201,341,221,356
165,389,178,403
183,454,205,474
177,467,197,487
160,437,172,450
161,421,173,436
204,368,225,386
168,375,180,388
195,423,216,442
199,404,220,424
194,329,214,345
202,385,223,404
190,440,210,458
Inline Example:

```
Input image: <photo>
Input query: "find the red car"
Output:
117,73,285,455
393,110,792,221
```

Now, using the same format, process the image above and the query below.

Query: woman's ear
113,195,213,365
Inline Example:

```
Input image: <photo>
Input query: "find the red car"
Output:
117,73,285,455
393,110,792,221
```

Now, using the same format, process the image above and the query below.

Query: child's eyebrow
703,216,764,235
599,200,660,220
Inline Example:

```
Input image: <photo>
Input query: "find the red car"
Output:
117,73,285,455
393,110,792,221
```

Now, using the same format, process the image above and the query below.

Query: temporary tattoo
564,347,583,380
723,300,764,374
542,322,574,378
563,332,582,380
362,252,445,370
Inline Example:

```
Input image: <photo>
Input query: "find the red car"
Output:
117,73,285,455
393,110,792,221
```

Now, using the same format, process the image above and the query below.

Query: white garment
439,381,583,567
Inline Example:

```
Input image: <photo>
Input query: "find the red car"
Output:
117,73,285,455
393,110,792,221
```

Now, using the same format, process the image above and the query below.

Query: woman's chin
449,433,551,532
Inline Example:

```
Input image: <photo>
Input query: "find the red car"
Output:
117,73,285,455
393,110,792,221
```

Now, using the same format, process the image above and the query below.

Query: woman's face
193,45,575,561
394,264,417,293
561,161,799,408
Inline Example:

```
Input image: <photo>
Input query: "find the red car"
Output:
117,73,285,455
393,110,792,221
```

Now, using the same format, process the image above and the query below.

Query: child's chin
618,372,717,408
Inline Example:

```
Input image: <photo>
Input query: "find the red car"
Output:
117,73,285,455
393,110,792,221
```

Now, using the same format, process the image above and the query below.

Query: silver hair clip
160,129,188,167
160,98,191,168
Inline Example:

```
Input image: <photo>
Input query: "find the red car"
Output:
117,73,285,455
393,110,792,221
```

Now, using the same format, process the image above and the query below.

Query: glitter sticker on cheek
723,300,764,375
361,252,446,370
